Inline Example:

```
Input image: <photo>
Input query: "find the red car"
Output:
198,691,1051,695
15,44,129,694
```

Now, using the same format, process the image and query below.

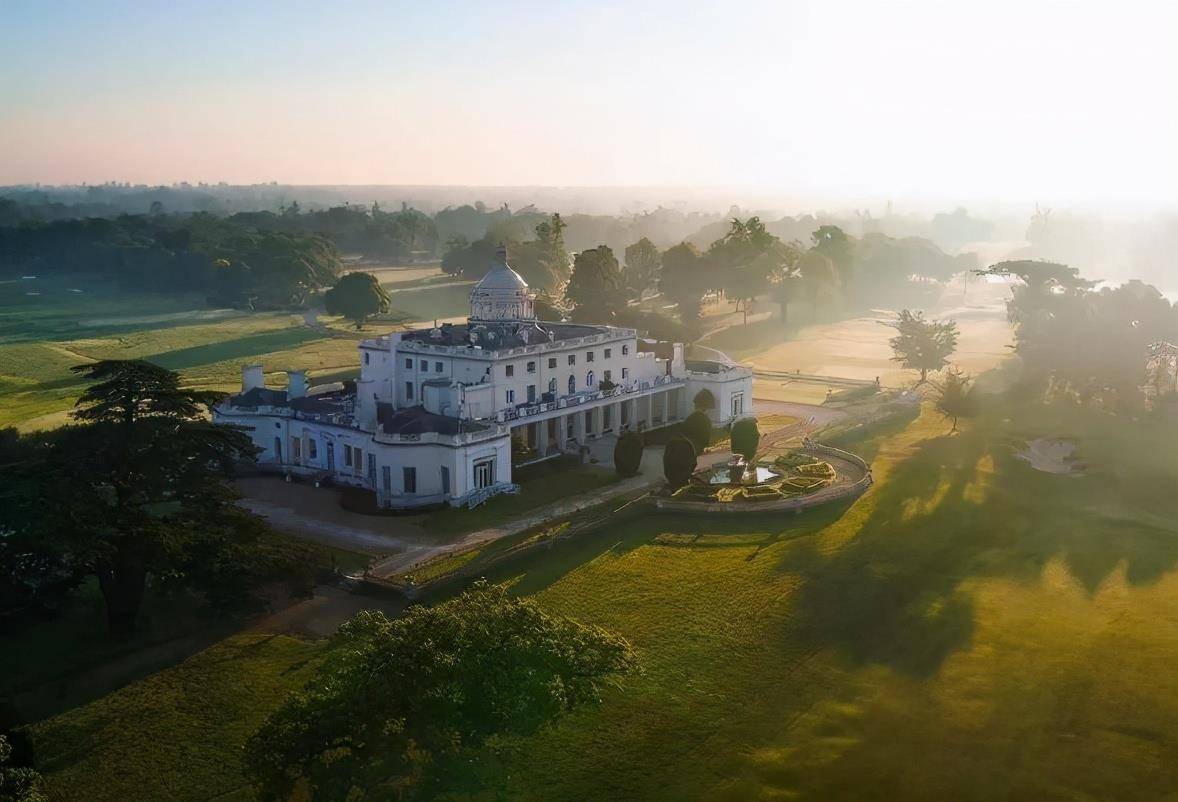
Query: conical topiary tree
663,436,698,488
682,410,712,454
730,417,760,461
613,432,645,477
692,388,715,412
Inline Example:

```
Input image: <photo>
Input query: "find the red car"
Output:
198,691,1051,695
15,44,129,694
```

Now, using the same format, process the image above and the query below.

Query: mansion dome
469,245,535,322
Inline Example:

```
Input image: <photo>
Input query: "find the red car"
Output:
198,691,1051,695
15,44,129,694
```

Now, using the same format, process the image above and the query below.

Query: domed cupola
469,244,535,322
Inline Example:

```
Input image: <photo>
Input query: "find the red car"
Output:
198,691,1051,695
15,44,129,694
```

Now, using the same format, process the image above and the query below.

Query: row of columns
511,388,683,461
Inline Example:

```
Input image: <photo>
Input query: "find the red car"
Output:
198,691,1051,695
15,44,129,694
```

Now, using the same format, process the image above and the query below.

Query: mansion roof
400,320,608,351
376,403,490,436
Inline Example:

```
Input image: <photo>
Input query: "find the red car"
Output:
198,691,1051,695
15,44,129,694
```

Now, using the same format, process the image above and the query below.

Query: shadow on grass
143,328,333,372
775,405,1178,679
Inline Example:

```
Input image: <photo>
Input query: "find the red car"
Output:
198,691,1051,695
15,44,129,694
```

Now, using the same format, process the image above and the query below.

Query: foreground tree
663,436,698,488
565,246,625,322
613,431,645,477
244,582,637,801
936,368,979,432
0,735,44,802
730,417,760,461
887,309,959,383
323,271,391,329
0,361,260,635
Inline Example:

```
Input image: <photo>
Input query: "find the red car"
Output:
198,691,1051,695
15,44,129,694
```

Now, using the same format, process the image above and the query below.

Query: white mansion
215,247,753,509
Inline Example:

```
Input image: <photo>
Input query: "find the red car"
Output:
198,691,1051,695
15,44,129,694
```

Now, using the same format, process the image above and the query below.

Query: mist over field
7,2,1178,801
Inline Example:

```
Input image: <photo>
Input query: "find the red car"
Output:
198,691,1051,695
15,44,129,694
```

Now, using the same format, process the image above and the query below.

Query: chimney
287,370,307,399
242,364,264,391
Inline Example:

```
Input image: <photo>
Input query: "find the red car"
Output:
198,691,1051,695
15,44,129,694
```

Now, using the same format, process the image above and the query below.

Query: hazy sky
2,0,1176,206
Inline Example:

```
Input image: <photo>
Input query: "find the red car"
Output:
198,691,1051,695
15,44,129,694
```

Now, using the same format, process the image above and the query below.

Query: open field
730,280,1015,404
0,271,472,430
28,389,1178,801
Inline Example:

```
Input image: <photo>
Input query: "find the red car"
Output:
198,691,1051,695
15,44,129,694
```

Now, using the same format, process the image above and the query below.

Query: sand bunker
1016,438,1083,475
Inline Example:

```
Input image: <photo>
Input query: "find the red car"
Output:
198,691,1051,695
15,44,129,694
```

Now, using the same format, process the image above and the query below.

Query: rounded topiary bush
663,436,698,488
613,431,645,477
682,410,712,454
730,417,760,461
693,388,715,412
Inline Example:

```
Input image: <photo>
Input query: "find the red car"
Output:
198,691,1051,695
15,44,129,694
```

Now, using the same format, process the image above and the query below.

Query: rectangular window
405,358,412,369
586,351,594,362
344,445,353,467
622,367,629,380
527,384,536,402
367,453,376,482
527,361,536,373
506,364,514,377
364,352,370,365
406,381,414,400
506,389,515,403
420,360,428,372
382,465,391,492
403,466,417,494
622,345,629,355
604,348,611,359
307,439,317,460
548,357,557,369
604,370,612,382
353,448,363,472
441,466,451,495
292,438,301,462
435,361,443,373
568,354,576,366
474,459,494,489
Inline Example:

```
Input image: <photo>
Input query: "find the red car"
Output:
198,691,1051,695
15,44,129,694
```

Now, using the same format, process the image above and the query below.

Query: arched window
548,378,557,394
586,370,594,388
568,375,576,395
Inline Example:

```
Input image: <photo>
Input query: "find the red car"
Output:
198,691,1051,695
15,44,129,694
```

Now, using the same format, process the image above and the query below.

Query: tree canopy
244,581,637,801
936,369,979,432
623,237,661,296
887,309,959,382
0,360,275,635
323,271,391,328
565,246,625,322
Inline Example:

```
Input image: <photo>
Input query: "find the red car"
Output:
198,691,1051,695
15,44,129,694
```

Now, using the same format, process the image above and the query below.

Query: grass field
0,269,471,430
29,390,1178,801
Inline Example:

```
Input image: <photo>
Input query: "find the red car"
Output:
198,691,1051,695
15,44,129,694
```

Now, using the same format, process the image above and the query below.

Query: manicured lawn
29,634,325,802
26,393,1178,800
0,274,473,430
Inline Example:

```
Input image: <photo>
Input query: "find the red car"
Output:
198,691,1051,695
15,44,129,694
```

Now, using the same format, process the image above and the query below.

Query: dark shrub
692,388,715,411
682,410,712,453
613,432,644,477
663,436,698,488
730,417,760,460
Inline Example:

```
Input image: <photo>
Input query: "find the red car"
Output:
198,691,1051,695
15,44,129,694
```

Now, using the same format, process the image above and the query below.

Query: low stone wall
652,444,872,514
